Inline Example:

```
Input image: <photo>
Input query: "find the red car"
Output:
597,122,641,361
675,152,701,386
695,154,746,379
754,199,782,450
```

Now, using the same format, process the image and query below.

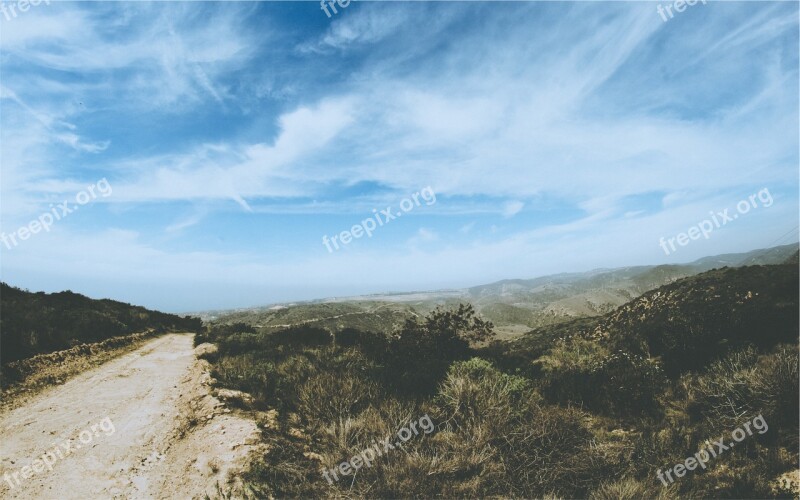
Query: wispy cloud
1,1,796,310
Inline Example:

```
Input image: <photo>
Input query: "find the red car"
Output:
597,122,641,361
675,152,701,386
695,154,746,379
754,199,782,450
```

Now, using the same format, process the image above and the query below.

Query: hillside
207,244,798,337
196,260,799,499
465,244,797,329
207,300,418,335
492,264,798,384
591,264,798,374
506,263,799,377
0,283,203,364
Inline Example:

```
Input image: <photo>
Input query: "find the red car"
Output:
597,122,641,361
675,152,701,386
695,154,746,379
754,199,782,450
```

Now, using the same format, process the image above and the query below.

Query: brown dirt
1,330,164,412
0,333,262,499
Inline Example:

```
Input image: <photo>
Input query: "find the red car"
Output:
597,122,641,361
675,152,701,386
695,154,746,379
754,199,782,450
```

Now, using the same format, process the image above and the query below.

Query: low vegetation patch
1,282,202,364
201,265,799,498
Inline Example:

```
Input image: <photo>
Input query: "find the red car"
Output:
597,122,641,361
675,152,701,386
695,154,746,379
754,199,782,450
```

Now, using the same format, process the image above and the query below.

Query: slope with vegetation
1,283,203,365
199,260,799,498
464,243,797,330
206,301,417,335
0,283,203,393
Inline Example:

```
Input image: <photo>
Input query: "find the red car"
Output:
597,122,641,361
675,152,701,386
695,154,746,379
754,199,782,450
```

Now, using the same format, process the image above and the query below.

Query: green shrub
433,358,601,497
435,358,533,430
334,328,389,358
243,432,324,499
588,350,666,417
386,304,494,394
270,325,333,348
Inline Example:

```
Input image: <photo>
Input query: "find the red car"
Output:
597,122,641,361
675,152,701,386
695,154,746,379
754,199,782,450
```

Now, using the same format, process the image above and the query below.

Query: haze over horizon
184,241,798,315
1,2,798,312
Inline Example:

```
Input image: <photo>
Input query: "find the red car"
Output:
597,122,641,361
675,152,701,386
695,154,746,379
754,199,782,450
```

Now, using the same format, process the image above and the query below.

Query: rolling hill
207,243,798,338
0,283,203,364
503,262,799,377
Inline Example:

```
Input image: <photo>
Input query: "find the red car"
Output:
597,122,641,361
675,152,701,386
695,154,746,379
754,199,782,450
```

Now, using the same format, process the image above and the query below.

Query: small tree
421,303,495,344
386,304,494,395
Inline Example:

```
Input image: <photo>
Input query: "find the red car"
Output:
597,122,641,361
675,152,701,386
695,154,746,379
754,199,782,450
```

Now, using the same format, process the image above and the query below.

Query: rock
193,343,218,357
303,452,324,462
215,389,254,405
771,470,800,497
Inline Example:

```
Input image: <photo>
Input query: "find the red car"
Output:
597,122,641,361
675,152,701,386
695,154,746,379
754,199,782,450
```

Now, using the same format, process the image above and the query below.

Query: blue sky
0,1,797,312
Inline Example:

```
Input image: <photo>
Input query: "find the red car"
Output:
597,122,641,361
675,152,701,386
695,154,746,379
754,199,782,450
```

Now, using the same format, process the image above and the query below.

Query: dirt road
0,333,260,499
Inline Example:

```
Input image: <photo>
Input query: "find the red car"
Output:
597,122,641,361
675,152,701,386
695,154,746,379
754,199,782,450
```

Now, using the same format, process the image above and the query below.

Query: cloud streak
1,1,797,310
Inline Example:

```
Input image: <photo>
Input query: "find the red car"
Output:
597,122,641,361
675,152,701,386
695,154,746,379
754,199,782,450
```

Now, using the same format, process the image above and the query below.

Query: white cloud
110,98,355,206
502,201,524,218
299,4,413,52
1,2,796,310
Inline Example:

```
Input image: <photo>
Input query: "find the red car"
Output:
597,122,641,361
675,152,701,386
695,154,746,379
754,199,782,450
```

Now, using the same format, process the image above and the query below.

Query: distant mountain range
207,243,798,339
462,243,798,334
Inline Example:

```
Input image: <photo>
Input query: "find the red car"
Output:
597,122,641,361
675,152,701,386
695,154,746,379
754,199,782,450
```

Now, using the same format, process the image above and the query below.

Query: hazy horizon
3,240,796,314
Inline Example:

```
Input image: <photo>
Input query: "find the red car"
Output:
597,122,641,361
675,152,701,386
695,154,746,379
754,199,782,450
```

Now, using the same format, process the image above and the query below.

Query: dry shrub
435,357,533,430
428,358,603,497
297,370,381,426
589,477,677,500
688,344,799,446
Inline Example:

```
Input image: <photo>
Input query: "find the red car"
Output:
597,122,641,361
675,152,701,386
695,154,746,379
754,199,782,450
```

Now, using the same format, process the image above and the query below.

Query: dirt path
0,333,261,499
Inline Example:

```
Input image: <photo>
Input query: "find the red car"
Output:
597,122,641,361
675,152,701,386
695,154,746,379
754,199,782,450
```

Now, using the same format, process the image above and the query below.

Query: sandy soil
0,333,261,499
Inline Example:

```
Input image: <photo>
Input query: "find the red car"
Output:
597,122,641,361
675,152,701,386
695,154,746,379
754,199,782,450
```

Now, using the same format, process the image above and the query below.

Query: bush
386,304,494,394
212,353,277,408
589,477,675,500
270,326,333,348
195,322,255,346
297,370,381,425
432,358,601,497
536,337,606,405
539,339,665,417
587,350,666,417
687,344,799,448
334,328,389,358
243,432,324,499
435,358,533,430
